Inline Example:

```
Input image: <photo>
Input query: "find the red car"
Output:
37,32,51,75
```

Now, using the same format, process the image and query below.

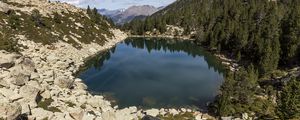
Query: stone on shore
146,109,160,117
54,76,75,89
0,102,22,120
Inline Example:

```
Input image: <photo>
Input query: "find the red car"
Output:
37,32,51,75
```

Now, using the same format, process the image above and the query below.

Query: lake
79,37,225,109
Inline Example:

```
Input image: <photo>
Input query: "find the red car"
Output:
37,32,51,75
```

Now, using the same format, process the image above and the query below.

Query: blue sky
52,0,176,10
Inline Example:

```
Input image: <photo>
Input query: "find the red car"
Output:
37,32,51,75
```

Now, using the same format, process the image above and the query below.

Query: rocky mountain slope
99,5,162,25
0,0,213,120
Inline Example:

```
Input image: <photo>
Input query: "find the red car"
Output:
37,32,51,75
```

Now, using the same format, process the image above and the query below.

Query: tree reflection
82,37,226,74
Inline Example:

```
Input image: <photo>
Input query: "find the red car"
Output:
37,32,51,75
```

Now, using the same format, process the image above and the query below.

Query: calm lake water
79,37,225,109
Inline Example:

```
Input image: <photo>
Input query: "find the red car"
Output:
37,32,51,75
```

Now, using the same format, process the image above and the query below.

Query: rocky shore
0,29,214,120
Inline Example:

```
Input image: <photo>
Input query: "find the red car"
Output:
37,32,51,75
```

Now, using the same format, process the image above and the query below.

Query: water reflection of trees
83,37,226,74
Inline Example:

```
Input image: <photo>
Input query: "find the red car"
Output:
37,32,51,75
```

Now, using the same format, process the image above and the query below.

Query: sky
51,0,176,10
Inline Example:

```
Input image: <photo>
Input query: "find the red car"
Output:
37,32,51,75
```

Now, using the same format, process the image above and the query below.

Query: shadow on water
78,37,226,110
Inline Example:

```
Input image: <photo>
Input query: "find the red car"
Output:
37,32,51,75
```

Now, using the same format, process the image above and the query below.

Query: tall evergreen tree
87,5,92,15
278,77,300,119
280,1,300,66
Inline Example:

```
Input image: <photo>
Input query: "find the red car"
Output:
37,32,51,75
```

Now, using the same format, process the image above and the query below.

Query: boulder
54,76,74,89
222,117,233,120
20,58,36,75
30,72,40,80
0,102,22,120
31,108,54,120
11,73,30,86
242,113,249,120
68,108,84,120
159,109,166,116
0,88,23,102
82,112,96,120
0,2,10,13
74,81,87,90
195,114,203,120
47,54,59,63
0,79,10,88
102,111,116,120
87,96,110,109
169,109,179,115
0,51,20,69
55,61,70,69
145,109,159,117
19,85,40,102
41,90,51,99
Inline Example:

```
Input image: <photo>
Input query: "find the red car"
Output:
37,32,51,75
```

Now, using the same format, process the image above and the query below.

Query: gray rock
242,113,249,120
0,88,23,102
69,108,84,120
0,102,22,120
145,109,159,117
30,72,40,80
222,116,233,120
102,111,116,120
11,73,29,86
21,58,35,73
74,81,87,90
19,85,40,102
31,108,54,120
0,79,10,88
41,90,51,99
0,51,20,69
0,2,10,13
54,76,74,89
47,54,59,63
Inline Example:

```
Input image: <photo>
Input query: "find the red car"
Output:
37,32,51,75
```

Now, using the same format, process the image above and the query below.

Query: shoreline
129,35,194,40
129,35,239,72
0,31,215,119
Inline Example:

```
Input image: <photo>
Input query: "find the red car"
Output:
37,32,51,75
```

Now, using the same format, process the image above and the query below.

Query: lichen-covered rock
11,73,29,86
145,109,159,117
19,85,39,99
30,108,54,120
0,88,23,102
54,76,75,89
0,51,20,69
0,102,22,120
68,107,84,120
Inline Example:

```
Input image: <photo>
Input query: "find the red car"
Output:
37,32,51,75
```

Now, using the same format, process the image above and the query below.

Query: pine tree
278,78,300,119
87,5,92,15
280,1,300,66
259,4,281,74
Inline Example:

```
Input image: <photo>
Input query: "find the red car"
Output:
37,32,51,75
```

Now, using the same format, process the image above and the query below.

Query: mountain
99,5,163,25
98,8,125,18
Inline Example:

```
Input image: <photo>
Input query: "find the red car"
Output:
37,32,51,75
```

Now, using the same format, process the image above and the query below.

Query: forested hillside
124,0,300,119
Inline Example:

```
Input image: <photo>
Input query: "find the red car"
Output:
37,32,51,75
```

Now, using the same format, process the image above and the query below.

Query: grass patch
37,98,62,113
158,112,195,120
65,101,76,107
80,104,86,109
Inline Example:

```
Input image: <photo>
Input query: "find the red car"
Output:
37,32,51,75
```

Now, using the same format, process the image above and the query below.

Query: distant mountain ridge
99,5,163,25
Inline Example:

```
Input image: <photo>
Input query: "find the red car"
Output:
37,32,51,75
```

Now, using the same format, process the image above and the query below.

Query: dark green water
79,37,225,109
